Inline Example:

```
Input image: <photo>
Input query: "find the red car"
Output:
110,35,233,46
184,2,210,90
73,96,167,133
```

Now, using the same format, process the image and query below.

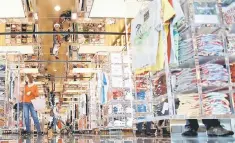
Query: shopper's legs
145,122,155,136
185,119,199,131
136,122,143,132
182,119,199,137
28,103,41,133
52,117,57,132
23,103,31,133
145,122,152,133
202,119,234,136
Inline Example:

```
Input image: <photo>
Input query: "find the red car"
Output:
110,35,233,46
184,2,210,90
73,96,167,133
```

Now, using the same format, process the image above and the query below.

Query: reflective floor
1,134,235,143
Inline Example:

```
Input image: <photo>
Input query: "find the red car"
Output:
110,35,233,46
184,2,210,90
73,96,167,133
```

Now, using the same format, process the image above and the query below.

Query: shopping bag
31,96,46,112
57,120,62,129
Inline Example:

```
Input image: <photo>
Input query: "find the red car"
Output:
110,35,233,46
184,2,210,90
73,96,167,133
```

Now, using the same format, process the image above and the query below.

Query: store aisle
36,0,74,77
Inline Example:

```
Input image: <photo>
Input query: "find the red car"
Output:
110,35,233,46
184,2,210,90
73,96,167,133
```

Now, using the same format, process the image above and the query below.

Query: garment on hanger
170,0,185,66
147,0,176,72
131,0,161,71
166,0,174,63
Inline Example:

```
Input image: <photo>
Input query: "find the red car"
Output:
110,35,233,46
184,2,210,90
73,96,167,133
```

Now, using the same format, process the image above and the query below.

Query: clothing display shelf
5,23,35,46
129,0,235,120
0,52,20,132
72,23,105,45
94,51,133,130
170,0,235,118
87,76,100,130
133,71,170,123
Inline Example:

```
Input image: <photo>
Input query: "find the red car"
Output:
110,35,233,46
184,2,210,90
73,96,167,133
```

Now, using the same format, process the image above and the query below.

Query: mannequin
22,74,43,136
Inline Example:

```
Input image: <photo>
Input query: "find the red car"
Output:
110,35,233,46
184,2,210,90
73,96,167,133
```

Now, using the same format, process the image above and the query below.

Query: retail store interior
3,0,235,142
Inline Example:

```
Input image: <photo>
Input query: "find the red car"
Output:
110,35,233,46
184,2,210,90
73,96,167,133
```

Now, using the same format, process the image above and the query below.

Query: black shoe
37,132,44,136
22,132,31,136
182,128,198,137
162,128,170,137
207,126,234,137
145,132,155,137
136,131,145,137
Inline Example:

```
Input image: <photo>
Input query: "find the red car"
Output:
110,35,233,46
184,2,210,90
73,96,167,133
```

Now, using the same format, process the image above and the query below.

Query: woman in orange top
22,74,43,136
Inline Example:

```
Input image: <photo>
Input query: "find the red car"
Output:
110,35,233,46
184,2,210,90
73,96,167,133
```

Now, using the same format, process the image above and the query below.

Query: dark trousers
137,122,152,133
185,119,221,130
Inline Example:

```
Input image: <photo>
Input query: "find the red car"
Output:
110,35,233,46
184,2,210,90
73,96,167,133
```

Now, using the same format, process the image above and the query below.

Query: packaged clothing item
134,104,147,113
193,2,219,24
136,91,146,100
112,104,124,114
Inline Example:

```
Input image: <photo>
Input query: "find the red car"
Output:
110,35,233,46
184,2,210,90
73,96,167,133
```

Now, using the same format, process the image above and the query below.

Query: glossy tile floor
1,134,235,143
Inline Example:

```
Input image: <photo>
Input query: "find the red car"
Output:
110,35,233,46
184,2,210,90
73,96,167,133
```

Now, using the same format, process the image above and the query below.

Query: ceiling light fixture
54,5,61,11
54,69,57,72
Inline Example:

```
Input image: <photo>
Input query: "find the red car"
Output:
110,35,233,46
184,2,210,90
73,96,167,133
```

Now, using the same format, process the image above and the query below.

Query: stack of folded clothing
136,90,146,100
203,92,231,115
200,64,229,86
153,75,167,98
177,92,231,116
178,39,194,64
230,64,235,82
177,94,200,116
174,69,197,92
174,64,228,92
196,34,224,56
177,34,224,65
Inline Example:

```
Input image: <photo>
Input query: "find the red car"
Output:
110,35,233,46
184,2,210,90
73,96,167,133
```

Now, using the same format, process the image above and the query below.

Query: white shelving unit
93,51,133,131
0,52,21,134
